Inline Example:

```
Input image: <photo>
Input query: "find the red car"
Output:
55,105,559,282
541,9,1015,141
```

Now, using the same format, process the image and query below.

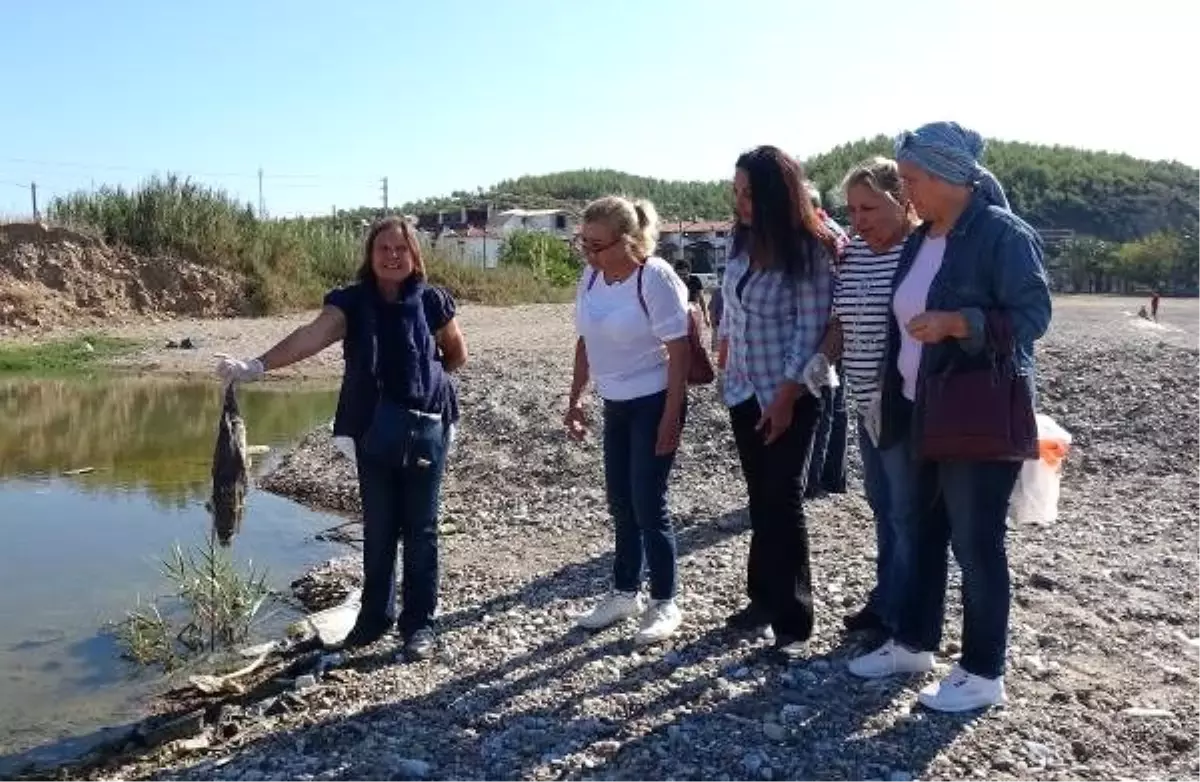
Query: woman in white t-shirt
564,196,691,646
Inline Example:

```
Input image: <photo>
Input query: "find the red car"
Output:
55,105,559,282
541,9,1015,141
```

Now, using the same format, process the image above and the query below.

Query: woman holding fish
216,216,467,662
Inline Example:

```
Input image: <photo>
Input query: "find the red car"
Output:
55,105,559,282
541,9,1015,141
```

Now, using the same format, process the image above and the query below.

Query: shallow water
0,375,346,760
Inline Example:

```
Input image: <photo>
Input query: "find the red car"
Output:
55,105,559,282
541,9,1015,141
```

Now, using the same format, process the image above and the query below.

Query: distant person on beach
1151,290,1161,321
675,259,710,328
846,121,1051,712
811,156,920,639
804,183,849,499
708,283,724,353
565,196,691,646
216,216,467,662
717,145,840,657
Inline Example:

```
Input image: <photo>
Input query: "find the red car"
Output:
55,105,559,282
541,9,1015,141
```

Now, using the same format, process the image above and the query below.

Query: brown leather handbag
917,310,1037,462
684,304,716,386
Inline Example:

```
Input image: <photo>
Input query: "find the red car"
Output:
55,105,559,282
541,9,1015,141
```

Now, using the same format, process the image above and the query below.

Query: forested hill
387,137,1198,244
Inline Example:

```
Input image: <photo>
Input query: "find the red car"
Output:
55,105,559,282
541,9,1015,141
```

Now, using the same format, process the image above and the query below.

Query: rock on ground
86,296,1199,781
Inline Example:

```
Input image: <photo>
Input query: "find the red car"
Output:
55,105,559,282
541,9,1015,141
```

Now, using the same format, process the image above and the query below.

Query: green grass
0,334,140,373
47,175,576,313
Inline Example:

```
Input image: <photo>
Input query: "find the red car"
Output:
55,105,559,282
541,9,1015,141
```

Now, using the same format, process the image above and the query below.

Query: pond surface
0,375,346,763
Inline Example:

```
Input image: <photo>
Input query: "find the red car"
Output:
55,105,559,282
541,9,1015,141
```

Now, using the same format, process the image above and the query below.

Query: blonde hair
582,195,660,259
840,156,905,206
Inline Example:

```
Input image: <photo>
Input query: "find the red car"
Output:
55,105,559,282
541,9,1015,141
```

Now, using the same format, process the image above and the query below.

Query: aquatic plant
113,534,272,669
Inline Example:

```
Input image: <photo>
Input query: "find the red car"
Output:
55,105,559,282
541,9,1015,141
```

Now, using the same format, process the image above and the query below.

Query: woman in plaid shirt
717,145,841,656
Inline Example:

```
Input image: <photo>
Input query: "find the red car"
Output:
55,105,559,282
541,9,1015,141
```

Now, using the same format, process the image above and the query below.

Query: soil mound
0,222,245,330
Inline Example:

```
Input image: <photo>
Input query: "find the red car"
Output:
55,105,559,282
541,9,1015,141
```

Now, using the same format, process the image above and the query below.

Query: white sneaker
634,599,682,645
848,638,935,679
918,664,1006,712
575,591,645,630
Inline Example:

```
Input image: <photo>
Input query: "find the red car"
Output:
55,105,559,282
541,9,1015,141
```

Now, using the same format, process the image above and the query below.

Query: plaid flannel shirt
718,247,834,410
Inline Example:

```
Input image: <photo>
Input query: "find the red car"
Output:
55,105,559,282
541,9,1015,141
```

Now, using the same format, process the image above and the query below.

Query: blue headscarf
894,121,1010,210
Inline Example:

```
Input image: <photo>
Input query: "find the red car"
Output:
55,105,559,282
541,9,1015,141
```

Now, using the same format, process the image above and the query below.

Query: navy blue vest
329,279,458,438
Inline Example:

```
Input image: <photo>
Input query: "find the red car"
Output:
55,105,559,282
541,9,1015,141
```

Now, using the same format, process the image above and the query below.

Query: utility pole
381,177,389,212
257,167,265,219
30,181,38,220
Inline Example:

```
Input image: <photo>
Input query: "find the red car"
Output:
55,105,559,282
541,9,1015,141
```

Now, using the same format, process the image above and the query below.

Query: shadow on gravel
12,506,973,780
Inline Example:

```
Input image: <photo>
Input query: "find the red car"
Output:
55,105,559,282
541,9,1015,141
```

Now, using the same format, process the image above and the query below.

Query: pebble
293,674,317,692
762,722,787,741
393,758,432,778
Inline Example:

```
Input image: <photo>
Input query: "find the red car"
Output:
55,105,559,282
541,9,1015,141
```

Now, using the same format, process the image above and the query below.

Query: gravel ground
82,296,1198,781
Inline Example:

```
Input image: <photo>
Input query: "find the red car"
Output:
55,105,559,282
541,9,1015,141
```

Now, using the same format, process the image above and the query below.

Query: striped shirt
832,236,905,413
719,246,834,411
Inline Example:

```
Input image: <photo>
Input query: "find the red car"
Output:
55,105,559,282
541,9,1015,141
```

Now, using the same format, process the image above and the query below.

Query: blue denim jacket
878,190,1052,450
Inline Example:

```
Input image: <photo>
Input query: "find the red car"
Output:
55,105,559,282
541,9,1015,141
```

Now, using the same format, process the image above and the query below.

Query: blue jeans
352,421,450,638
806,375,848,497
603,390,684,601
857,415,917,634
897,459,1022,678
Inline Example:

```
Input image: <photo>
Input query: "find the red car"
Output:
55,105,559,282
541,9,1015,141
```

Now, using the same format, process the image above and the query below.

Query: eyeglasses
571,235,622,256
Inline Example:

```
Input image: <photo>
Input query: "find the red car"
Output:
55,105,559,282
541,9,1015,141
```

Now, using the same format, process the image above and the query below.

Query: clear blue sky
2,0,1195,217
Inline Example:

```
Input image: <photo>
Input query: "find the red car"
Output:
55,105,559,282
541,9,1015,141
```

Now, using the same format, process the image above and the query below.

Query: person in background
717,145,840,656
1151,290,1161,321
675,259,711,328
565,196,692,646
847,122,1051,712
812,156,920,638
216,216,467,662
804,182,850,499
708,281,724,353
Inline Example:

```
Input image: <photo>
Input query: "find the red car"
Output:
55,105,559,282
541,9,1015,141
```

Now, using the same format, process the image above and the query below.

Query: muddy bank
18,297,1200,781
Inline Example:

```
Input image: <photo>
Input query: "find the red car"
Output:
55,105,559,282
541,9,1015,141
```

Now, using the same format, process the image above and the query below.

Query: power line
0,156,379,183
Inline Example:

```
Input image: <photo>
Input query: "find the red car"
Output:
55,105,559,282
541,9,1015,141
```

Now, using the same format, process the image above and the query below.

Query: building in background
656,220,734,276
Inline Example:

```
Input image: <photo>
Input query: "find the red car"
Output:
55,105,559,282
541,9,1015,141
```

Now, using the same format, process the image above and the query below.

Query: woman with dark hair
717,145,839,656
846,122,1051,713
216,216,467,661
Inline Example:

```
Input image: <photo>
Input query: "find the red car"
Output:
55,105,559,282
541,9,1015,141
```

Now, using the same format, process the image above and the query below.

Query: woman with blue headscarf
846,122,1051,713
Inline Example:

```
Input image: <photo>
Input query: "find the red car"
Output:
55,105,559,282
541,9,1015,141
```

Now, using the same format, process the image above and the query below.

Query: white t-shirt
892,235,947,401
575,256,690,401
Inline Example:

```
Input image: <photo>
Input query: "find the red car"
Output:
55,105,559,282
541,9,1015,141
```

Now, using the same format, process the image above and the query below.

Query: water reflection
0,375,345,758
0,376,338,507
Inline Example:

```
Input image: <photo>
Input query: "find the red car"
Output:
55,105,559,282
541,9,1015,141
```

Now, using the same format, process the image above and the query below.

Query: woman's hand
564,402,589,441
906,311,969,344
655,408,683,456
215,355,265,383
756,385,799,445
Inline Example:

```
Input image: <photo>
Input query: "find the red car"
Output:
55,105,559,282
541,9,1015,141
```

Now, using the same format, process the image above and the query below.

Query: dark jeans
857,415,917,634
897,458,1022,679
352,422,451,639
729,394,820,640
806,374,848,497
603,390,684,601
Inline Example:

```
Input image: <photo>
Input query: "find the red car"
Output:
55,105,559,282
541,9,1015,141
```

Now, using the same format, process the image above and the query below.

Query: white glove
800,353,839,397
215,355,265,384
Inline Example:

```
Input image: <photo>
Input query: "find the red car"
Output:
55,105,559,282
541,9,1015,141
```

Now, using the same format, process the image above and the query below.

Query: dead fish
207,382,249,546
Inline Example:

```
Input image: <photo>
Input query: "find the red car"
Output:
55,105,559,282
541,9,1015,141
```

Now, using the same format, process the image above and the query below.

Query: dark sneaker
842,607,886,634
726,603,771,632
325,622,388,652
403,627,437,661
772,635,809,660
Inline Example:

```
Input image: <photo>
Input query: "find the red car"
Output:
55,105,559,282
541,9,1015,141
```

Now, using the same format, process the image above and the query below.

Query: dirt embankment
0,222,244,332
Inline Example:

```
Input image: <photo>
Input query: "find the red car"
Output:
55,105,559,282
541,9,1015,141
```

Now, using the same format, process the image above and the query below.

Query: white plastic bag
1009,414,1072,524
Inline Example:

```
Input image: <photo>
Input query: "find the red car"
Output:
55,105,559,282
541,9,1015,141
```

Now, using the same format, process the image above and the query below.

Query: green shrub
48,176,575,313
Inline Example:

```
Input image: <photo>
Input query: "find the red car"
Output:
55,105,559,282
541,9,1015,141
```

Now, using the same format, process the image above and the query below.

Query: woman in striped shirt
813,157,920,640
717,145,841,656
